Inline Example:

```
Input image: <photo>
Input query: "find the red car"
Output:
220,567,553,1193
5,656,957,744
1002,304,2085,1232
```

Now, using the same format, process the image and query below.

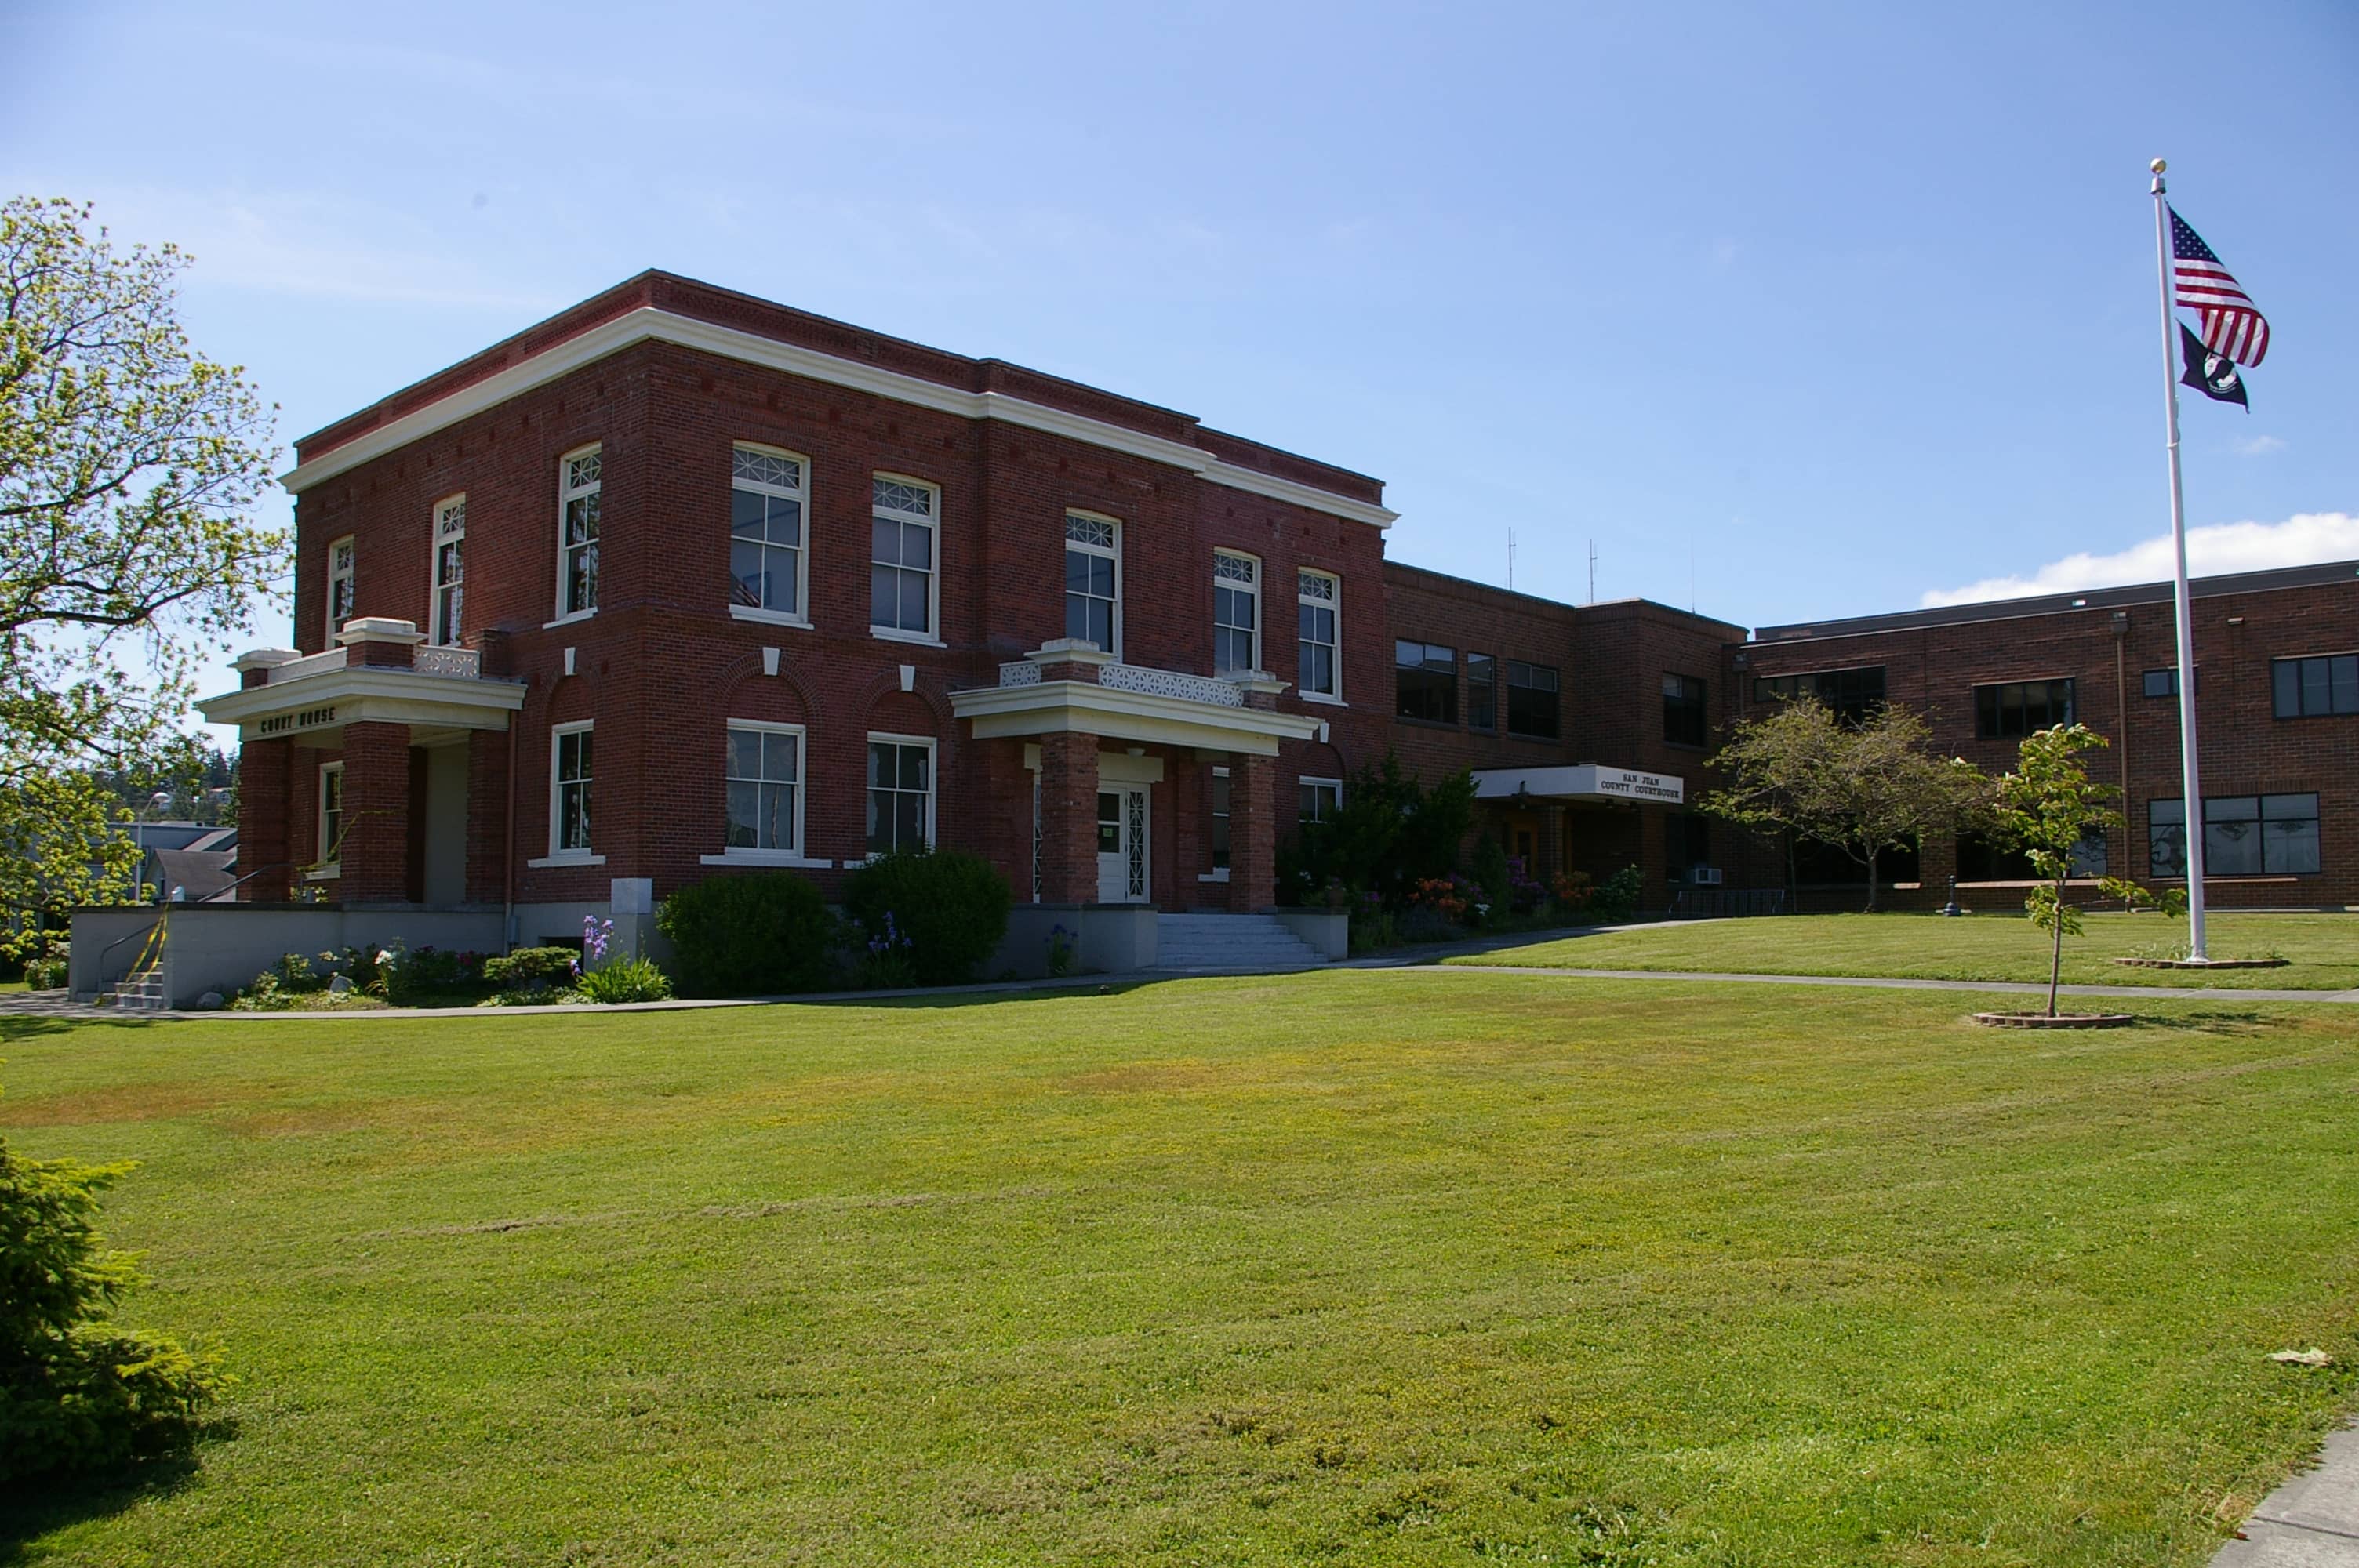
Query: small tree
1703,699,1987,911
1278,753,1475,909
1990,724,2121,1017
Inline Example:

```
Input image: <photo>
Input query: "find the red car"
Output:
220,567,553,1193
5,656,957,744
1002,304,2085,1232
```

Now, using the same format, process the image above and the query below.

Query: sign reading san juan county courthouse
1579,767,1683,804
1470,764,1685,806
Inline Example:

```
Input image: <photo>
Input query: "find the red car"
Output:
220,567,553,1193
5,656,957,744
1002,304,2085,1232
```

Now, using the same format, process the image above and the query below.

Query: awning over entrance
1472,764,1685,805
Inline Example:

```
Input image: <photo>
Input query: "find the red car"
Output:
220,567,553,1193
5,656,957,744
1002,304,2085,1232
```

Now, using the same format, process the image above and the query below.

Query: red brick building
198,272,2359,978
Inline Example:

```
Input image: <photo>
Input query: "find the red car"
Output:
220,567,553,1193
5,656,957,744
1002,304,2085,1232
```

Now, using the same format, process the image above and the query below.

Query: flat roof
1752,557,2359,644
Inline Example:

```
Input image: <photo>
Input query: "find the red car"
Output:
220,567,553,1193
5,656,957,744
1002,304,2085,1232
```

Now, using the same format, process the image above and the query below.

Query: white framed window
325,535,356,643
1064,511,1120,655
870,474,938,641
1299,776,1343,824
550,722,594,856
1297,568,1340,699
557,445,602,619
1213,550,1259,674
317,761,344,869
866,733,934,854
429,496,466,645
730,445,809,622
1209,765,1231,876
724,720,805,855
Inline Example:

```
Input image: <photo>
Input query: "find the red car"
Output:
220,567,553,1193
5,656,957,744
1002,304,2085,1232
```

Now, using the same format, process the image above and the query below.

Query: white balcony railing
413,645,482,679
1100,663,1244,708
998,660,1041,688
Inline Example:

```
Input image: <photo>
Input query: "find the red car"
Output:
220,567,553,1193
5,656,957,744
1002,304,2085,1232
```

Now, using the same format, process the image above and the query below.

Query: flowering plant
855,910,918,989
572,915,615,978
1046,922,1078,978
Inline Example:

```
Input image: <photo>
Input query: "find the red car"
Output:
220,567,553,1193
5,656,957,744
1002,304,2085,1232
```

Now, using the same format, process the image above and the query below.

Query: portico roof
198,647,525,744
950,658,1322,757
1472,764,1685,806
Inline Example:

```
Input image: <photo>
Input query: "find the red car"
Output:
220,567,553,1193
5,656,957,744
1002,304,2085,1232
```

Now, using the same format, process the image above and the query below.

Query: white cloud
1920,512,2359,608
2234,434,2287,456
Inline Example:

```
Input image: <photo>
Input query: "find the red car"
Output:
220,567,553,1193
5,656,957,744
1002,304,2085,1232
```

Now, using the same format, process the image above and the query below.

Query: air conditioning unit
1689,866,1724,886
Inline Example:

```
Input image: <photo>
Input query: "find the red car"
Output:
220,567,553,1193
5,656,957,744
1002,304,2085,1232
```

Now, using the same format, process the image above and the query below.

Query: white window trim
312,760,344,877
731,441,812,623
555,443,602,622
1064,509,1122,659
870,472,940,644
1299,775,1344,829
1297,567,1343,703
428,495,466,646
544,719,596,862
325,534,356,646
715,718,809,861
1213,548,1261,675
864,730,937,855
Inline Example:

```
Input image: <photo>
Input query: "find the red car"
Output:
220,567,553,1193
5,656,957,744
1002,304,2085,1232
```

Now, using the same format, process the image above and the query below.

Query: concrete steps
114,968,170,1011
1153,913,1324,973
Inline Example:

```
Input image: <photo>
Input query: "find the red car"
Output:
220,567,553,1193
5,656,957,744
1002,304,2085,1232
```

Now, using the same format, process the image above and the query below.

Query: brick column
338,720,413,904
1036,731,1100,904
238,737,294,902
465,728,509,906
1228,753,1277,912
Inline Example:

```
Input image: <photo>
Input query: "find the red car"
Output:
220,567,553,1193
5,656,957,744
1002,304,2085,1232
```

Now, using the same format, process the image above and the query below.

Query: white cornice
282,307,1398,529
949,678,1322,757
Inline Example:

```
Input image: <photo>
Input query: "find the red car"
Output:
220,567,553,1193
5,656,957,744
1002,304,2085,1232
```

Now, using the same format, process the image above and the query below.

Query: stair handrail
93,859,298,978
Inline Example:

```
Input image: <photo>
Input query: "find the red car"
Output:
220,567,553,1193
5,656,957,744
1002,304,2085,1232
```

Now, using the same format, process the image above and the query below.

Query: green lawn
1451,911,2359,990
4,975,2357,1566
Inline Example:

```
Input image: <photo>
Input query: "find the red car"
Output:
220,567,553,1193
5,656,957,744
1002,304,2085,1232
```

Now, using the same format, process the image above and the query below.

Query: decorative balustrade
1098,663,1244,707
267,647,350,684
998,660,1041,687
413,645,482,679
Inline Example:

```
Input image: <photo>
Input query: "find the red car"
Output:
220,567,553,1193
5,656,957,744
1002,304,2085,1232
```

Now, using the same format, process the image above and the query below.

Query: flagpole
2150,158,2209,961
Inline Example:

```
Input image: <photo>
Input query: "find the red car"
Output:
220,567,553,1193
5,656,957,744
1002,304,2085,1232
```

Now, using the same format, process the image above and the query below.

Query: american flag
2170,207,2270,366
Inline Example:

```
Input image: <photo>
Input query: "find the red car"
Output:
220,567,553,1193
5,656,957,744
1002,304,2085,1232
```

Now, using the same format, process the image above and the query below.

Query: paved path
2213,1424,2359,1566
1412,964,2359,1005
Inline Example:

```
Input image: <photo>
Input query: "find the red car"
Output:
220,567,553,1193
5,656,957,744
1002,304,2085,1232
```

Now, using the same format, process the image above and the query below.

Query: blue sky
7,0,2354,738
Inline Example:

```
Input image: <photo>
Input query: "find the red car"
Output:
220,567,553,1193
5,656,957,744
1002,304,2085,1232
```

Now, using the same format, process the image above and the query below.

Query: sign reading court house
1470,764,1685,806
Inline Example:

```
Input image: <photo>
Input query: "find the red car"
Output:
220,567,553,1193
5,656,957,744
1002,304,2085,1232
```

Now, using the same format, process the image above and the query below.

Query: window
558,447,602,618
1754,666,1885,724
866,735,933,854
724,722,803,855
731,445,808,620
427,499,466,645
1299,777,1342,824
1662,673,1707,746
1467,652,1497,731
2143,667,2200,699
1667,812,1711,880
1395,640,1457,724
1507,660,1560,740
1209,767,1230,872
870,477,937,638
318,761,344,866
2273,654,2359,718
1974,678,2075,739
551,723,593,855
1064,512,1119,652
1957,830,2108,880
1213,550,1259,673
326,535,356,641
2150,793,2321,877
1297,569,1339,699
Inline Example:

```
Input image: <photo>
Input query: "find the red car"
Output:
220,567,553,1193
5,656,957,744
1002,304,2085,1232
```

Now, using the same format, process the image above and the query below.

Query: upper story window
867,735,934,854
1975,678,2074,739
2272,653,2359,718
1467,652,1497,731
326,535,356,642
1754,665,1885,724
1297,569,1339,699
725,721,803,855
1213,551,1259,673
2142,667,2197,698
1507,659,1560,739
871,476,938,640
731,445,809,621
558,446,602,619
1064,512,1119,653
551,722,594,855
429,498,466,646
1395,640,1457,724
1662,673,1707,746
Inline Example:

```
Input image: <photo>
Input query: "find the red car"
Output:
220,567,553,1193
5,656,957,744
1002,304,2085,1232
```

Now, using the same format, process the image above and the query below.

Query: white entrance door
1096,786,1150,903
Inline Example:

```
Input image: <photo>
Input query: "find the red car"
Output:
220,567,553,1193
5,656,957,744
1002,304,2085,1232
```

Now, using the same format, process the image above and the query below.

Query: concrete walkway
2213,1424,2359,1566
1413,963,2359,1005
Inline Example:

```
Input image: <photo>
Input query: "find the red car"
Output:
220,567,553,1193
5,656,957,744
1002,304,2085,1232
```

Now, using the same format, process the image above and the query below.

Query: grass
1449,911,2359,990
3,974,2357,1566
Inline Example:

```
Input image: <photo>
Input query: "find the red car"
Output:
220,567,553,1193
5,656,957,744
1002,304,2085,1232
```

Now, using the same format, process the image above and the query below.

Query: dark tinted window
1975,679,2075,739
2273,655,2359,717
1662,673,1707,746
1395,640,1457,724
1466,652,1496,731
1754,666,1885,724
1506,660,1559,739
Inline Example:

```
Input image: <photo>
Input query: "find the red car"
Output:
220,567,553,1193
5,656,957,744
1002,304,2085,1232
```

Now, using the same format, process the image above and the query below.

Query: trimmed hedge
841,848,1011,987
656,871,834,997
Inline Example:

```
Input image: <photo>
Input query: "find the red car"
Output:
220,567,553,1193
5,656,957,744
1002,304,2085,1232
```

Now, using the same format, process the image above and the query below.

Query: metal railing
1669,887,1787,919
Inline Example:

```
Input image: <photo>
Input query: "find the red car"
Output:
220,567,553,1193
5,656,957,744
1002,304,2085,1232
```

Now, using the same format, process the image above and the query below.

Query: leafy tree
1990,724,2125,1017
1279,754,1476,909
1,197,284,960
0,1085,227,1479
1702,699,1988,912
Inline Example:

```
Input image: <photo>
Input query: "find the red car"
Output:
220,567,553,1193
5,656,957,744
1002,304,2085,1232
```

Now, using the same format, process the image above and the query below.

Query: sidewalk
1411,963,2359,1005
2213,1424,2359,1566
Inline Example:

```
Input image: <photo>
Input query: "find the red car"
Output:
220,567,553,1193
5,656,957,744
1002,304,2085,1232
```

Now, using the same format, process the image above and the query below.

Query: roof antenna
1507,526,1516,591
1588,539,1598,604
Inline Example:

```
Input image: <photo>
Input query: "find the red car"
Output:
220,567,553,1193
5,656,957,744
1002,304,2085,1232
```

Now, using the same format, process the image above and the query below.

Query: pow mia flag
2179,323,2248,410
